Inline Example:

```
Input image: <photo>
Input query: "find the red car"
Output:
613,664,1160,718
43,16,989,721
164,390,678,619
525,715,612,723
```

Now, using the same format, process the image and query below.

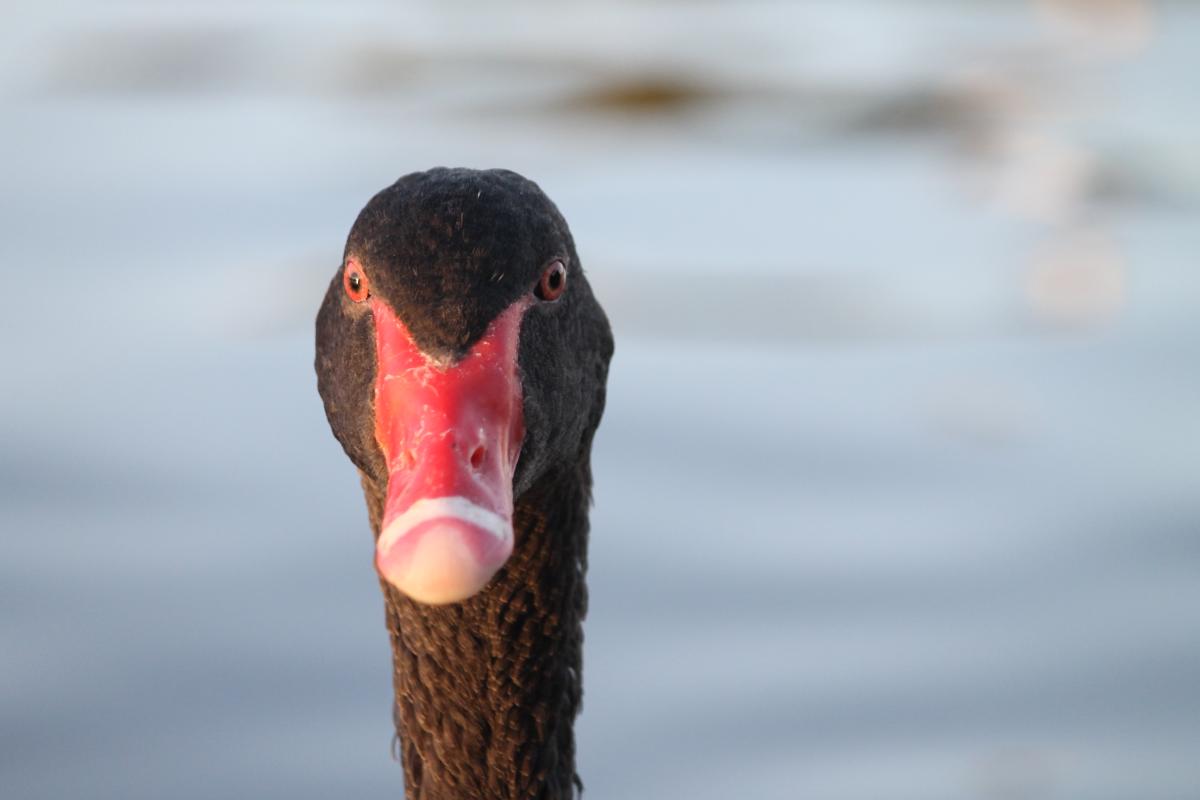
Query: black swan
315,168,613,799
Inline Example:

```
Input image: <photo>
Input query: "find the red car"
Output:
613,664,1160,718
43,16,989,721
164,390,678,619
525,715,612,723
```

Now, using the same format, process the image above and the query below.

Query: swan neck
369,464,590,800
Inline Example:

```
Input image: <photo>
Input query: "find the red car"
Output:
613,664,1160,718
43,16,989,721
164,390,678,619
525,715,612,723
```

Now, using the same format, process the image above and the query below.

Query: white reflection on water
1,2,1198,799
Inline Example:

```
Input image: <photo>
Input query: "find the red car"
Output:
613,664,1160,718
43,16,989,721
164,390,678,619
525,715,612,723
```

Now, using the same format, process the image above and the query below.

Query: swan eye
344,262,369,302
535,260,567,302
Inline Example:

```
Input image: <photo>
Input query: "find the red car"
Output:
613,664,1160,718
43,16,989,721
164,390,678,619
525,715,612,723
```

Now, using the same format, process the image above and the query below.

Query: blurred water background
2,1,1199,798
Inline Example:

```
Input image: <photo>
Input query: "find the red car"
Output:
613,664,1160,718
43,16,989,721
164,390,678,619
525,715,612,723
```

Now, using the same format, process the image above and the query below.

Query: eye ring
344,260,369,302
535,260,567,302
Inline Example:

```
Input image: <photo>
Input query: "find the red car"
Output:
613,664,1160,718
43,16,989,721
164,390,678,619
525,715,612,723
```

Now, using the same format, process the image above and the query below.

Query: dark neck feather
362,464,590,800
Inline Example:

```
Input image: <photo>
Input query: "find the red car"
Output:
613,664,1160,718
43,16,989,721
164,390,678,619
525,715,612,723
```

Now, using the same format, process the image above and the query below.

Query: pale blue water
2,3,1199,799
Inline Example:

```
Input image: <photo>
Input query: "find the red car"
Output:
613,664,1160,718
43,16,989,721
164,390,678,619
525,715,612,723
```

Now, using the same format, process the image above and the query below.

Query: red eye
344,260,369,302
535,260,567,302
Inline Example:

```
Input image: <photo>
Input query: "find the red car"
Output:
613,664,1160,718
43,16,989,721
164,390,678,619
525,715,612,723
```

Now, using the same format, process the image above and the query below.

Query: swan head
315,168,612,604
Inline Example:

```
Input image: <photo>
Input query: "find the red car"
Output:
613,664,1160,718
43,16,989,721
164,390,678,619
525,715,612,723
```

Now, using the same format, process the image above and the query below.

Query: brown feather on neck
362,465,589,800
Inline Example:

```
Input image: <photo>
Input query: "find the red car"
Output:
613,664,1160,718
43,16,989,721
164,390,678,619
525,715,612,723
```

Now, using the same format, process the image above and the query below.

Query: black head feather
316,167,612,493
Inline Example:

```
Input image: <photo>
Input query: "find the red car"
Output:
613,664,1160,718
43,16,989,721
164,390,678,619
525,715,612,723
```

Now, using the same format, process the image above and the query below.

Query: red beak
370,298,528,604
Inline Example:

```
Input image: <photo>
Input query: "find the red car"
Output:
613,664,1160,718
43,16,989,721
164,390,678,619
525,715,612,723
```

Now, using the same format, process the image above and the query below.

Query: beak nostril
469,445,486,470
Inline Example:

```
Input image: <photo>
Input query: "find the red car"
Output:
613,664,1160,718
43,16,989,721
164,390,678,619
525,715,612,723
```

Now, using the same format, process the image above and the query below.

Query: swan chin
376,497,514,604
